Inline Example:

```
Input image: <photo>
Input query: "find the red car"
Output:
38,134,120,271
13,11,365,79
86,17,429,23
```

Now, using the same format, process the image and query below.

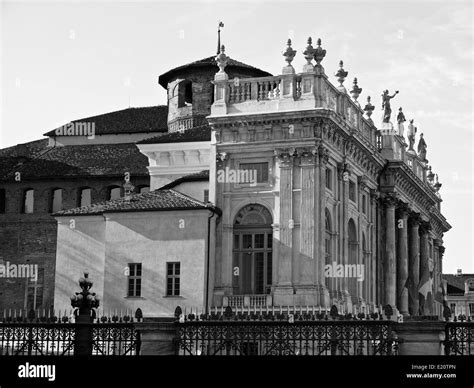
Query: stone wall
0,175,149,310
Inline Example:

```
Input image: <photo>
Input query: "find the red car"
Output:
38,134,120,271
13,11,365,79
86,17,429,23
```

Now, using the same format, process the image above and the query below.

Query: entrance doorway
233,204,273,295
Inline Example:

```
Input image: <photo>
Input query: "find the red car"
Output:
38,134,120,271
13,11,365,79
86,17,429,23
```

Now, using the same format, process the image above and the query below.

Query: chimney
16,143,28,158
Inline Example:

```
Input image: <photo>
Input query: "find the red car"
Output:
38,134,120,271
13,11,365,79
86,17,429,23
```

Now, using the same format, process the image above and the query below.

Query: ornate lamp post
71,273,100,355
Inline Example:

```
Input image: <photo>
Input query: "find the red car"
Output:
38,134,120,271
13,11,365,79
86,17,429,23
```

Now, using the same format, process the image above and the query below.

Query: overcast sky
1,0,473,273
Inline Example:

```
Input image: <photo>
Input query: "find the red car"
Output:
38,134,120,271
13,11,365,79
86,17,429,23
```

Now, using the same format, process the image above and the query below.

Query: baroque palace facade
207,39,451,317
2,34,450,318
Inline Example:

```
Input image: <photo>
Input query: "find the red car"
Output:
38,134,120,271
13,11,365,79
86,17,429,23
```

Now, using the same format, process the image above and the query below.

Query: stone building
0,51,270,313
208,40,451,317
50,37,451,319
444,270,474,317
0,106,168,310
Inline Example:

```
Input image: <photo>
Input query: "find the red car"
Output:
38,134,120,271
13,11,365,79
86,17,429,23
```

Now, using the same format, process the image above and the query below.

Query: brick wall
0,175,149,310
166,67,270,132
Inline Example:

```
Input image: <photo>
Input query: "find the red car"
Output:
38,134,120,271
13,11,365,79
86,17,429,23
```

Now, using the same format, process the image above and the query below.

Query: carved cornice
212,114,383,183
384,163,450,235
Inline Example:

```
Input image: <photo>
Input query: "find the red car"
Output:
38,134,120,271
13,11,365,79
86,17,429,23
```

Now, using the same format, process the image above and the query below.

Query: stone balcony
210,70,380,150
223,294,273,308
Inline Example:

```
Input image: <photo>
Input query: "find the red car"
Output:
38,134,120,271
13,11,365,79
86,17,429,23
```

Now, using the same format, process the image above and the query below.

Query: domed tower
159,56,271,133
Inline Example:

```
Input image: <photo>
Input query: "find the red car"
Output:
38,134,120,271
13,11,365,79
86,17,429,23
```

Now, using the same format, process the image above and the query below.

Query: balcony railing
211,72,379,149
224,295,272,308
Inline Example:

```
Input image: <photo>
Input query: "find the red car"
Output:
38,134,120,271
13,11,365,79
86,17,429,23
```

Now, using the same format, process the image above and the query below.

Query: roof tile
54,188,214,216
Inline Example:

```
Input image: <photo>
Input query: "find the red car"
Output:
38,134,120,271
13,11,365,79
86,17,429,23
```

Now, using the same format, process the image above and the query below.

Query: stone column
408,213,421,316
369,190,379,308
397,204,409,315
338,161,351,307
273,148,294,305
215,153,233,301
318,146,330,307
433,239,441,316
419,222,432,316
439,245,445,313
295,147,317,305
383,194,397,309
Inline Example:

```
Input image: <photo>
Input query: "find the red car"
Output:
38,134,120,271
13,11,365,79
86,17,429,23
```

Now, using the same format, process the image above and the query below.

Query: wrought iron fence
174,306,399,356
444,318,474,356
0,324,75,356
0,310,141,356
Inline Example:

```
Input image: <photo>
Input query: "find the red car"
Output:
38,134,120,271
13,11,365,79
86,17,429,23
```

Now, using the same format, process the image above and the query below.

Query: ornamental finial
215,44,229,74
350,77,362,105
282,38,297,68
335,60,348,91
302,37,315,72
313,38,326,67
364,96,375,120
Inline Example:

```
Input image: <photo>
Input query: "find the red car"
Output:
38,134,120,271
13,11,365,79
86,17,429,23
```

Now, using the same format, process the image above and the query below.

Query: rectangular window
450,303,456,314
362,194,367,214
469,304,474,316
51,189,63,213
0,189,5,213
79,188,91,207
23,189,34,214
239,162,269,183
203,189,209,203
25,267,44,311
127,263,142,297
325,168,332,190
166,262,180,296
349,181,356,202
254,234,264,249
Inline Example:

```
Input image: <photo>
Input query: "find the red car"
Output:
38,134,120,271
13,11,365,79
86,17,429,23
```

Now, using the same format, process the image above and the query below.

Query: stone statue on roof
397,107,406,137
381,89,399,123
417,133,427,161
407,119,416,151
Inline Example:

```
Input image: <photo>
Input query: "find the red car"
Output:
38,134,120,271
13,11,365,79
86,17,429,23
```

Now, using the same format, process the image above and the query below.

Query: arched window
78,188,92,207
22,189,34,214
348,219,358,298
325,209,332,290
50,188,63,213
233,204,273,296
178,80,193,107
108,186,121,200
